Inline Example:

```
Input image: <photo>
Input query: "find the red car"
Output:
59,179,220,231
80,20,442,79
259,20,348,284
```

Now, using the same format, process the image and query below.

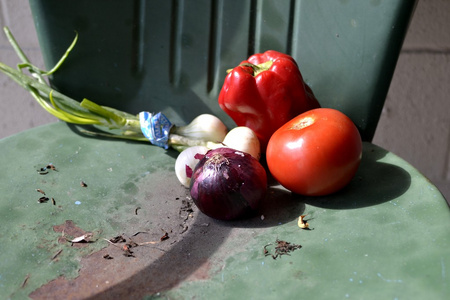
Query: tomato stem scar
289,117,315,130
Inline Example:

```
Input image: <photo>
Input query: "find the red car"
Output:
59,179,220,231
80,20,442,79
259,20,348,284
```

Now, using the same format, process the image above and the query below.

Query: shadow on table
302,143,412,209
94,190,303,299
216,186,306,229
66,123,148,144
83,174,302,300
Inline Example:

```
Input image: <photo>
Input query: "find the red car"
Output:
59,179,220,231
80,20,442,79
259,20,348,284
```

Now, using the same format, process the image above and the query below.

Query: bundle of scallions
0,27,228,152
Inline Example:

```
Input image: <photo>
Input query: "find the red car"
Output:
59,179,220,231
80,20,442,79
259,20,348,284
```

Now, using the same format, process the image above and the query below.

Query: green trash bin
28,0,416,141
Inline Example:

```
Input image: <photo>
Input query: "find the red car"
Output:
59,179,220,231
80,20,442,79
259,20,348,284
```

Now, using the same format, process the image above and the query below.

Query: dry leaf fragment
109,235,126,243
132,231,148,237
127,240,139,248
21,274,30,288
263,243,272,257
135,206,141,215
37,164,57,174
137,240,159,246
103,254,113,260
273,239,302,259
298,214,309,229
264,239,302,260
38,196,49,203
122,244,135,257
51,249,63,260
37,168,49,175
160,231,169,241
46,164,57,171
68,232,93,243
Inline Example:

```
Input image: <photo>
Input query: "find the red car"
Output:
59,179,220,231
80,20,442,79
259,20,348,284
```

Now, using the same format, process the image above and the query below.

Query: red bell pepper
218,50,320,152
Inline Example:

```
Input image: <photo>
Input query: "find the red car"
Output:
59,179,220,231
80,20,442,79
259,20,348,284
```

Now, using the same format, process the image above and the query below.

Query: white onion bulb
213,126,261,160
175,145,209,187
173,114,228,143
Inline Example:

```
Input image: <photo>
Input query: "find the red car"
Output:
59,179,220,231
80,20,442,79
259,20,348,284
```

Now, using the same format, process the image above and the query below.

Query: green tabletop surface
1,122,449,299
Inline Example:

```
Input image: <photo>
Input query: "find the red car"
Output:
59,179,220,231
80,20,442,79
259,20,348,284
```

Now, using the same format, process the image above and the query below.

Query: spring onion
0,27,227,151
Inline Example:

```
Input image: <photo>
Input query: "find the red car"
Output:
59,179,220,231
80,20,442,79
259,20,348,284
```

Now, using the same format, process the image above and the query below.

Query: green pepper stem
227,60,273,77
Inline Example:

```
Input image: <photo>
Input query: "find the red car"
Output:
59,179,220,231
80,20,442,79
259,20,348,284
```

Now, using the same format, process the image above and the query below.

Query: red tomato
266,108,362,196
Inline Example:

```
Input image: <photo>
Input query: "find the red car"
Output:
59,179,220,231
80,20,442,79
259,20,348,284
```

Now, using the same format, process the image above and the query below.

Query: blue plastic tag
139,111,173,149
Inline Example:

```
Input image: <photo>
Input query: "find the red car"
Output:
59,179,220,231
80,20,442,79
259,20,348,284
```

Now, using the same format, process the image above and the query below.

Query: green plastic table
1,122,449,299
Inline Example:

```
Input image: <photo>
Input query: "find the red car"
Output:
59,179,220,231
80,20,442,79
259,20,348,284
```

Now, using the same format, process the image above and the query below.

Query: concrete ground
0,0,449,204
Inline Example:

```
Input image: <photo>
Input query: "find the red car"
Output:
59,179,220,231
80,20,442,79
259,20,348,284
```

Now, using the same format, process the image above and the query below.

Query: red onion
189,148,267,220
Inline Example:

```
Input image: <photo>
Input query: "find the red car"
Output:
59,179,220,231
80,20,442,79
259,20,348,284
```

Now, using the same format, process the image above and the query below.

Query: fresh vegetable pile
0,27,362,221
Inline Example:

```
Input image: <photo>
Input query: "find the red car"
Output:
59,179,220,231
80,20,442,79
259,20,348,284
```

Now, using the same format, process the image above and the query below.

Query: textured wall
0,0,449,203
372,0,450,202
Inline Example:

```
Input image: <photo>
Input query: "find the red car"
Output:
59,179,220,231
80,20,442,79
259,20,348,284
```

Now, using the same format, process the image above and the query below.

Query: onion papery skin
189,148,267,220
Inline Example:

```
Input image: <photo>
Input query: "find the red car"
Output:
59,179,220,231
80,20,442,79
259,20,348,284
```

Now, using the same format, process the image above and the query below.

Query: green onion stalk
0,27,228,152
